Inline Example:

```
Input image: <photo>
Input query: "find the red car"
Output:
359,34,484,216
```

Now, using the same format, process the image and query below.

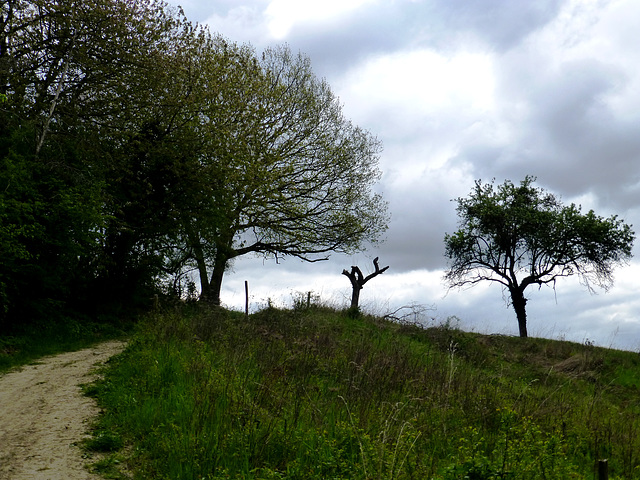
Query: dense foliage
0,0,387,332
444,177,634,337
87,304,640,479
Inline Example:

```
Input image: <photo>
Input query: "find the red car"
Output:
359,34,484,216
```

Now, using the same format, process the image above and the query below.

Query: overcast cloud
167,0,640,351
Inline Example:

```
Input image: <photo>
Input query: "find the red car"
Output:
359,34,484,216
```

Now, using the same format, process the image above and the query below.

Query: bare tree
342,257,389,309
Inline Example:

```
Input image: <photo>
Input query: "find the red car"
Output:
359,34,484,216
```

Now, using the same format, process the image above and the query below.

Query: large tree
90,5,221,309
181,45,389,304
0,0,190,324
1,0,389,318
443,177,634,338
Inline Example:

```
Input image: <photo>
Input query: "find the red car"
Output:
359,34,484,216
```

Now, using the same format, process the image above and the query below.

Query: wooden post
307,291,311,309
244,280,249,320
598,459,608,480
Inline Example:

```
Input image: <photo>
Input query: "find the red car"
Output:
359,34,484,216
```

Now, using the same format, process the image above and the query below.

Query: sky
166,0,640,351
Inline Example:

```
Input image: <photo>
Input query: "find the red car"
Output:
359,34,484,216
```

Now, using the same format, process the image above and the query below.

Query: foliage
88,305,640,479
0,0,185,326
177,44,389,304
444,176,634,337
0,124,105,326
0,0,387,328
439,409,579,479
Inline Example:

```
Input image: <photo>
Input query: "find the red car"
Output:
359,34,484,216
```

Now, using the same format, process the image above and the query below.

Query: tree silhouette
342,257,389,309
444,177,634,337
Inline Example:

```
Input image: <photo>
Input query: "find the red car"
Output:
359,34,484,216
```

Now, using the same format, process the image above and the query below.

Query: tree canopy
443,176,635,338
0,0,388,328
177,44,388,304
1,0,166,324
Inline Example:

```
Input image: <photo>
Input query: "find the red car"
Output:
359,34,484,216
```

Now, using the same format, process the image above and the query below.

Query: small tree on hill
342,257,389,309
443,176,634,338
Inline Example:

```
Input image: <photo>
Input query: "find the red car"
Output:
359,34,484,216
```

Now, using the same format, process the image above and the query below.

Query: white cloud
337,49,495,122
265,0,375,38
197,4,271,47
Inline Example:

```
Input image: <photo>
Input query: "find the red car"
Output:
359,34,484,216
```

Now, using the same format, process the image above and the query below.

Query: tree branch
342,257,389,289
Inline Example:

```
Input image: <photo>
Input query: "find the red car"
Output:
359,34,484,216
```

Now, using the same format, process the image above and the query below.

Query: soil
0,340,126,480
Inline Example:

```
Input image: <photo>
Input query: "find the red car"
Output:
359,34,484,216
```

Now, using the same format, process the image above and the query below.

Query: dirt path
0,340,126,480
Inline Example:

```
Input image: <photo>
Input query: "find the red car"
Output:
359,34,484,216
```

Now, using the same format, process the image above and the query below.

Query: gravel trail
0,340,126,480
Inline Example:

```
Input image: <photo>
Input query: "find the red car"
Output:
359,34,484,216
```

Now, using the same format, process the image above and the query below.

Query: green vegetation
1,0,387,335
444,176,634,338
0,318,129,373
87,303,640,479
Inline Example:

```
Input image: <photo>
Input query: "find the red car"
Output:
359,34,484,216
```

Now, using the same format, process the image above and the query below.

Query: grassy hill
87,303,640,479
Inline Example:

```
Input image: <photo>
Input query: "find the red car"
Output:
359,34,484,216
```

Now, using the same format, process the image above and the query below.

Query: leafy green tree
0,0,190,325
91,11,218,310
0,118,104,326
1,0,388,318
444,176,634,337
179,44,389,304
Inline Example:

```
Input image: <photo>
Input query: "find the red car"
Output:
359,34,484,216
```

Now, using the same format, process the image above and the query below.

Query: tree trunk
191,238,210,299
510,288,528,338
350,286,361,309
204,249,228,306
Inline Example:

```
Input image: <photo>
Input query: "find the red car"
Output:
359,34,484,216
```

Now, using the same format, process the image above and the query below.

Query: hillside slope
89,305,640,479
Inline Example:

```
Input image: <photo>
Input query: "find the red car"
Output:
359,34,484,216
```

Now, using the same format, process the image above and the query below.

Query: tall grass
88,303,640,479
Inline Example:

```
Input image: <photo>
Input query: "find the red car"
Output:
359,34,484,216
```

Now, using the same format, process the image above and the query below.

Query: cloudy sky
167,0,640,350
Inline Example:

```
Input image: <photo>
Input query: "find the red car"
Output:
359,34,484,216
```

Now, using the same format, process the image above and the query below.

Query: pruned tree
443,176,634,338
342,257,389,309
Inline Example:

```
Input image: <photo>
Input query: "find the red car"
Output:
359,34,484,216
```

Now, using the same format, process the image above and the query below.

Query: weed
291,290,321,310
439,409,580,479
90,454,128,479
345,305,362,319
84,430,123,452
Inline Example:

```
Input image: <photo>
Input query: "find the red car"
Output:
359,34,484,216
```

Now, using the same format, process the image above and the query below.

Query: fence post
598,459,608,480
245,280,249,320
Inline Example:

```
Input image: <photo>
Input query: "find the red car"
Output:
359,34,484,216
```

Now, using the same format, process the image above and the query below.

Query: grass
87,302,640,479
0,317,130,373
